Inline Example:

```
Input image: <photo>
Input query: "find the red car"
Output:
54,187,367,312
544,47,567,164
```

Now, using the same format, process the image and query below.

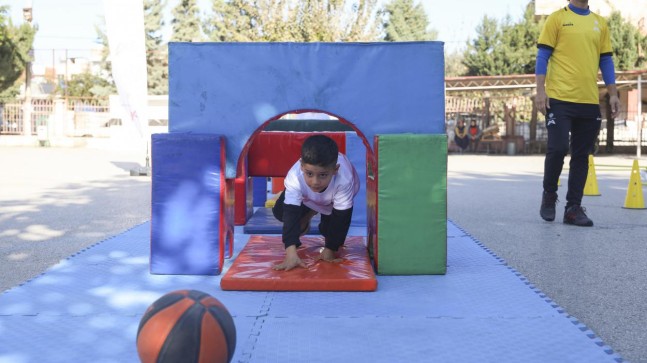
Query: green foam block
376,134,447,275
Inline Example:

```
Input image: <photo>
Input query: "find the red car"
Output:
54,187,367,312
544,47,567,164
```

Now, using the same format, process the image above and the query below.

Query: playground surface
1,146,646,362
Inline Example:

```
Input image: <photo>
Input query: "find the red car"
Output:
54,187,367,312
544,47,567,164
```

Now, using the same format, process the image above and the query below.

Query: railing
0,101,25,135
445,93,646,153
1,97,112,137
2,95,645,152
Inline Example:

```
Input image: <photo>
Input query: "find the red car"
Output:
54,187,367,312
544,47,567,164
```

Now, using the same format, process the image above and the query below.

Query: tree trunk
484,97,491,127
530,95,537,142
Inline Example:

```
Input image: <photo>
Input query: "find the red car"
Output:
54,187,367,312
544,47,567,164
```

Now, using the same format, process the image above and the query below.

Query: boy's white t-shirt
283,153,360,215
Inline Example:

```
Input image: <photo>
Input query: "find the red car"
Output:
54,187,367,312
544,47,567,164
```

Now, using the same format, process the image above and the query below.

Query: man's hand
535,75,549,115
535,90,550,116
273,245,307,271
609,94,620,119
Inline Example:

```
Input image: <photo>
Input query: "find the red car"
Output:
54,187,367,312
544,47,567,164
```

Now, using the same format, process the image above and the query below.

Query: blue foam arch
346,132,367,226
169,42,445,178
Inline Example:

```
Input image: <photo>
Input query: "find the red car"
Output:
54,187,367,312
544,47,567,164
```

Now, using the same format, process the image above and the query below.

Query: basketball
136,290,236,363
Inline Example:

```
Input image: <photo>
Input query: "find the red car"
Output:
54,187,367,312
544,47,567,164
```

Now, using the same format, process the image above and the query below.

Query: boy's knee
272,204,283,222
272,190,286,222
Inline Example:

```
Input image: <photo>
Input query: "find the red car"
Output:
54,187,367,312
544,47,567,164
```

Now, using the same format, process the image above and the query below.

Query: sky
2,0,526,69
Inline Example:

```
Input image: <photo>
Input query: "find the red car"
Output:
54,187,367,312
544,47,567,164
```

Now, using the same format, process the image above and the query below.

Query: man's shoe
563,205,594,227
540,191,558,221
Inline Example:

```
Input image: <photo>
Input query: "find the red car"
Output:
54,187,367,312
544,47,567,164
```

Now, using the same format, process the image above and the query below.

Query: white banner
103,0,148,139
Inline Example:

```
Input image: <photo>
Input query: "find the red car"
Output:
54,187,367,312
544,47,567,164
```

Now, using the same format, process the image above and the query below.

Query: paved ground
448,153,647,363
0,145,151,292
1,145,646,362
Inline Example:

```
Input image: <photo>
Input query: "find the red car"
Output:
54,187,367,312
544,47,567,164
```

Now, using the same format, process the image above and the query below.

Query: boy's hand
317,247,343,263
273,245,307,271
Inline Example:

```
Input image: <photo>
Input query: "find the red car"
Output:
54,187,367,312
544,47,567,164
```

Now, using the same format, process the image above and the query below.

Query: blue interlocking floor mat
243,207,321,235
0,221,624,363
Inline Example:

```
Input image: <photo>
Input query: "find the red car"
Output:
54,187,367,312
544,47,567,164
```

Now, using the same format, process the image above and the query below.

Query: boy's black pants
543,99,601,208
272,190,352,251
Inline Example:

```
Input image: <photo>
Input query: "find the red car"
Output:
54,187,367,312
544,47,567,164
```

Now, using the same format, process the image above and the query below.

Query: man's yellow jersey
538,6,612,104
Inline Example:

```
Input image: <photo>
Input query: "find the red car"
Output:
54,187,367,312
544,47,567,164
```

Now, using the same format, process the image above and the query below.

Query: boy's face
300,161,339,192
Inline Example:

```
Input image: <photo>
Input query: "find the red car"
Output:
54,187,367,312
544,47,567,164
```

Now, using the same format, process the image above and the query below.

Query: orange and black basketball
136,290,236,363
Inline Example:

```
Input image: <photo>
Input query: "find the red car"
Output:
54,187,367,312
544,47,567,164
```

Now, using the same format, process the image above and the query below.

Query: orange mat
220,235,377,291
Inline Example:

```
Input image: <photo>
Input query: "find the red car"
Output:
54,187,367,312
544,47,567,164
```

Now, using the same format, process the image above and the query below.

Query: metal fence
2,94,645,153
445,94,646,153
1,97,111,137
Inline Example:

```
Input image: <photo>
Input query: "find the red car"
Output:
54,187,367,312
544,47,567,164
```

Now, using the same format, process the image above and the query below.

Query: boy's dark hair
301,135,338,168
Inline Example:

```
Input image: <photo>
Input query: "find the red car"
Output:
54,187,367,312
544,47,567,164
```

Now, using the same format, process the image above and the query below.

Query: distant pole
638,74,643,158
65,49,68,99
22,0,33,137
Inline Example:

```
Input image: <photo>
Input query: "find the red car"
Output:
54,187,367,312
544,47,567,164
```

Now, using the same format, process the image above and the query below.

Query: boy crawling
272,135,360,271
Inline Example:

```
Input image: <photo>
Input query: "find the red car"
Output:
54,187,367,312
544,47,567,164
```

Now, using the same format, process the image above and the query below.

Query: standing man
536,0,620,226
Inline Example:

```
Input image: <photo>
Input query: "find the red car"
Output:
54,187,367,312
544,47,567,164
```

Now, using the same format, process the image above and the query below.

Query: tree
171,0,202,42
382,0,437,41
92,23,117,97
53,71,115,98
203,0,258,42
462,15,503,76
503,3,544,74
203,0,380,42
462,2,543,76
445,51,467,77
145,0,168,94
607,11,647,70
0,5,36,99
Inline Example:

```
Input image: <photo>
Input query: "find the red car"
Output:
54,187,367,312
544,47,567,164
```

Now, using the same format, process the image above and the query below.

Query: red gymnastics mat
220,235,377,291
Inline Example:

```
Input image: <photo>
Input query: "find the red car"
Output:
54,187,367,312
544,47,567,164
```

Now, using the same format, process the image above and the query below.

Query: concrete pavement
0,145,151,292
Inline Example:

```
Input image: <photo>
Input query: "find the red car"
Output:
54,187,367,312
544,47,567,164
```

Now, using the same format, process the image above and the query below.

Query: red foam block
247,132,347,177
220,235,377,291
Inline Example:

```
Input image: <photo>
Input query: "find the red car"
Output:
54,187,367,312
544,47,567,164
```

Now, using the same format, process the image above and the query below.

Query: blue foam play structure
152,41,447,275
150,133,226,275
168,42,445,178
252,177,267,207
346,132,367,227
